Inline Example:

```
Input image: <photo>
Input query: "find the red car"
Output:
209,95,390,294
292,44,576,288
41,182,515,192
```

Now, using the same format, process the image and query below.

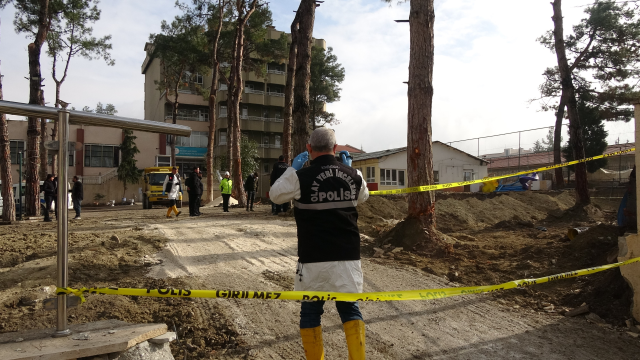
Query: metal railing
0,99,191,338
267,69,285,75
245,88,264,95
164,115,208,122
268,91,285,97
81,168,119,185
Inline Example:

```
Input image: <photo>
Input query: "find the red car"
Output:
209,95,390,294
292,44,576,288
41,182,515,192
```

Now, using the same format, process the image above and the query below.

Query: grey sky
0,0,635,156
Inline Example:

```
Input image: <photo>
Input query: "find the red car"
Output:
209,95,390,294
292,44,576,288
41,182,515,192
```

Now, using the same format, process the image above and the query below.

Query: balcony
165,115,208,122
268,91,285,97
267,69,285,75
245,88,264,95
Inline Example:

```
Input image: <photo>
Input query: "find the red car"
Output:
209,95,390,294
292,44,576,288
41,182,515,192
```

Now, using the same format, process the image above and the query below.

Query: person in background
244,171,259,211
43,174,56,222
220,171,232,212
162,166,182,218
188,166,203,217
270,128,369,359
71,176,83,220
270,155,290,215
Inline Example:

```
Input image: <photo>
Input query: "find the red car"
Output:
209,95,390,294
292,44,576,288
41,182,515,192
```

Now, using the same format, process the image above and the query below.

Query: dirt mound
568,224,619,268
358,191,577,236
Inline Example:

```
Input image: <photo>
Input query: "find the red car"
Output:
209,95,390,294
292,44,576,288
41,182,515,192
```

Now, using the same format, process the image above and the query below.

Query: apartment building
142,26,327,197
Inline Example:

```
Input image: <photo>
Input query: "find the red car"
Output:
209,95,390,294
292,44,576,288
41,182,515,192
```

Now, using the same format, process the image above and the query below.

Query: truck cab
142,167,182,209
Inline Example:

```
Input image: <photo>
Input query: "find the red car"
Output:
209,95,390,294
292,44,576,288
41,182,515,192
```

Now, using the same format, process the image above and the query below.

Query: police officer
270,155,290,215
162,166,182,218
270,128,369,359
188,166,203,216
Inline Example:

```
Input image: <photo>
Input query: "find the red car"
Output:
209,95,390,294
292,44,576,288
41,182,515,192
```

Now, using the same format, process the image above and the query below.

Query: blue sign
175,147,207,157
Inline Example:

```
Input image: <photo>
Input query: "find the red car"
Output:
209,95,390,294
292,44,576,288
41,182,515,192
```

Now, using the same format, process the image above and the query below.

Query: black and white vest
294,155,363,263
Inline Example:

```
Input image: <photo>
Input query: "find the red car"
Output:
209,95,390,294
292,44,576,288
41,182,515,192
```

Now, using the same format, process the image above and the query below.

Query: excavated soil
358,191,635,327
0,191,639,359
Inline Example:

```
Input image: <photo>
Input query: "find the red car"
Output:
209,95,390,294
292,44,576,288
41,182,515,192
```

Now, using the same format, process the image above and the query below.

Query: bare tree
283,12,300,164
406,0,438,239
0,62,15,221
47,0,114,175
227,0,259,207
291,0,316,156
551,0,589,205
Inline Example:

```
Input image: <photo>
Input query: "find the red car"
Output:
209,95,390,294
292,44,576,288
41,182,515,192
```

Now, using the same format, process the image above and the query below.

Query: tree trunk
51,82,61,175
39,90,47,181
0,63,16,222
230,10,245,207
205,2,225,204
283,15,299,164
291,0,315,157
171,98,178,167
551,0,590,205
407,0,437,233
554,95,566,189
226,95,233,172
169,86,182,166
25,0,50,217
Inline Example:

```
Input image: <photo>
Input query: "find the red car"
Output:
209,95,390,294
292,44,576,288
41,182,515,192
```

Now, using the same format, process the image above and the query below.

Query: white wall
374,143,488,188
433,143,488,184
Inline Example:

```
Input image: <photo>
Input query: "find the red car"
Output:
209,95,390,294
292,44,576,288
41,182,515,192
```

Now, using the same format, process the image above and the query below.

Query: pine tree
117,130,140,199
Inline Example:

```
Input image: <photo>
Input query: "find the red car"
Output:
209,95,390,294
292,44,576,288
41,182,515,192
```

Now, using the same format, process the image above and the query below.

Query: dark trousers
222,194,230,212
273,201,290,214
44,196,55,220
188,192,201,215
73,198,81,218
246,191,255,209
300,301,363,329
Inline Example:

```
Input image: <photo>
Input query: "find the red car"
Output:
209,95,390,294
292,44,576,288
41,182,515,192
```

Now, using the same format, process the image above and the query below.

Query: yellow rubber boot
300,326,324,360
343,320,365,360
166,207,172,218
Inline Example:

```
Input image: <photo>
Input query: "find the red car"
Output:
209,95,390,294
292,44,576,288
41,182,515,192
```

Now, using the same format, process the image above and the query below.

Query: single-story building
352,141,489,192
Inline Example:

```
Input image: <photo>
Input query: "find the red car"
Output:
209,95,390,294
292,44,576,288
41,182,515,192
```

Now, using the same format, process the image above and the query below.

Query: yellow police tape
57,256,640,303
369,148,635,196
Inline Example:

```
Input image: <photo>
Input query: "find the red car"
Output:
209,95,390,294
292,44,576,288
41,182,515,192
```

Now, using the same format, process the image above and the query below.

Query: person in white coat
270,128,369,360
162,166,182,218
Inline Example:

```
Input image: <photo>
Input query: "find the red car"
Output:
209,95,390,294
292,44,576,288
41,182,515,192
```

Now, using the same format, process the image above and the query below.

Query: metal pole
18,152,22,220
477,138,479,157
53,108,71,338
518,132,521,173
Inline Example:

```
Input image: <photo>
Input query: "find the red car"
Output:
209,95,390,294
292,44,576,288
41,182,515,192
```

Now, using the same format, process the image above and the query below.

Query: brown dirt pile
360,191,634,326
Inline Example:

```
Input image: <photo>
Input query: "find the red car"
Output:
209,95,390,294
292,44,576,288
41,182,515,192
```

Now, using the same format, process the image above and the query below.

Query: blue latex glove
292,151,309,170
339,150,352,167
162,191,165,196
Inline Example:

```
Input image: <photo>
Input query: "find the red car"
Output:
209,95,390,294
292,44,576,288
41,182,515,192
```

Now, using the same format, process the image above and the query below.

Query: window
366,167,375,183
84,144,119,168
219,131,227,145
380,169,398,186
275,135,281,146
263,162,269,174
176,131,207,148
434,170,439,184
194,73,203,84
10,140,25,164
219,105,227,117
156,156,171,167
183,71,203,84
199,111,209,122
219,82,227,91
262,135,269,147
242,106,248,118
47,153,75,167
399,170,405,186
464,170,475,181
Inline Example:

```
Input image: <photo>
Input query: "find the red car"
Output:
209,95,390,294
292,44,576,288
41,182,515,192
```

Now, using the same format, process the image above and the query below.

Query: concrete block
108,341,174,360
148,332,176,344
618,233,640,322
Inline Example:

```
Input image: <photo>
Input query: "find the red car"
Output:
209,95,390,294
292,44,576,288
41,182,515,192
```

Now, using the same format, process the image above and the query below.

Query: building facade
352,141,489,192
141,26,326,197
